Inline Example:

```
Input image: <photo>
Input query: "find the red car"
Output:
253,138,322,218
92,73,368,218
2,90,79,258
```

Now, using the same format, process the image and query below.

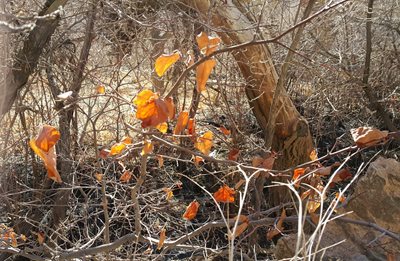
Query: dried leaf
196,32,221,55
173,111,189,135
195,131,213,155
96,85,105,94
155,50,181,77
164,97,175,120
213,185,235,203
309,149,318,161
252,156,264,167
156,122,168,134
228,148,240,161
163,188,174,201
120,171,132,183
187,118,196,136
157,228,166,250
29,125,62,183
121,136,133,145
196,59,216,92
228,222,248,240
219,126,231,136
182,200,200,221
99,149,110,159
307,196,321,213
267,209,286,240
133,90,170,128
141,140,154,156
310,212,320,225
331,168,352,184
292,168,306,187
351,127,388,147
335,192,346,203
301,189,312,200
193,156,204,167
109,142,126,156
94,173,103,182
157,155,164,167
37,231,45,245
233,215,249,223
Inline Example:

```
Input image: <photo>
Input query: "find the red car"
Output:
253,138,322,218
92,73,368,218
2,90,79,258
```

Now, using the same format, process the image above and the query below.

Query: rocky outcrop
275,157,400,260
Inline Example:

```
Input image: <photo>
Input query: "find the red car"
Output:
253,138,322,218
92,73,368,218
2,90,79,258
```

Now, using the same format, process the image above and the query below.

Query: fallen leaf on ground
351,127,388,147
214,185,235,203
267,209,286,240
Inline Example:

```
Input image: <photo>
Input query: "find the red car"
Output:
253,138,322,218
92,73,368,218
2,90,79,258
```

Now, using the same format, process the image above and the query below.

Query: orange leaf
163,188,174,201
193,156,204,167
165,97,175,120
335,192,346,203
155,50,181,77
228,221,248,240
351,127,388,147
267,209,286,240
292,168,306,187
173,111,189,135
187,118,196,136
331,168,352,184
309,149,318,161
94,173,103,182
307,195,321,213
96,85,105,94
301,189,312,200
196,32,221,55
157,155,164,167
34,125,60,153
219,126,231,136
141,140,154,156
213,185,235,203
196,59,216,92
157,228,166,250
182,200,200,220
228,148,240,161
195,131,213,155
121,136,133,144
120,171,132,183
156,122,168,134
109,142,126,156
310,212,320,225
29,125,61,183
99,148,110,159
37,231,45,245
133,90,170,128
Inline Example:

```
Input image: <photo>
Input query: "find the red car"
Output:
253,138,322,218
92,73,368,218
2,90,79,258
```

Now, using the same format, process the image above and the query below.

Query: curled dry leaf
309,149,318,161
109,142,126,156
219,126,231,136
228,217,249,240
195,131,213,155
94,173,103,182
187,118,196,136
196,59,216,92
292,168,306,187
351,127,388,147
156,122,168,134
133,90,171,128
157,155,164,167
29,125,62,183
173,111,189,135
164,97,175,120
213,185,235,203
182,200,200,221
157,228,166,250
120,171,132,183
155,50,181,77
228,148,240,161
163,188,174,201
267,209,286,240
307,195,321,213
96,85,105,94
57,91,73,100
37,231,45,245
193,156,204,167
121,136,133,145
141,140,154,156
196,32,221,55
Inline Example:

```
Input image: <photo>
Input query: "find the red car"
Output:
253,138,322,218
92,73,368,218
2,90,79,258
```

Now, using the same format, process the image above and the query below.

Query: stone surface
275,157,400,260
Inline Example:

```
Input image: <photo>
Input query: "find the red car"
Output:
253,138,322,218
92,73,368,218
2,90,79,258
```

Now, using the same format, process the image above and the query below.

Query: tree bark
0,0,68,115
190,0,314,203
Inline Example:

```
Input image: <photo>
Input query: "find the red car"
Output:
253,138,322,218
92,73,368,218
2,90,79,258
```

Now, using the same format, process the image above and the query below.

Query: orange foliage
29,125,62,183
155,51,181,77
173,111,189,135
196,59,216,92
213,185,235,203
182,200,200,220
195,131,213,155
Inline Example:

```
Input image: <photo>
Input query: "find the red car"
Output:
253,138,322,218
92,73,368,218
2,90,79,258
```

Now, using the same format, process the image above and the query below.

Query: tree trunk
190,1,314,203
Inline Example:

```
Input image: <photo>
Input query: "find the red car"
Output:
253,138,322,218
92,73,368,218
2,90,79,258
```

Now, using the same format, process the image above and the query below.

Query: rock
275,157,400,260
